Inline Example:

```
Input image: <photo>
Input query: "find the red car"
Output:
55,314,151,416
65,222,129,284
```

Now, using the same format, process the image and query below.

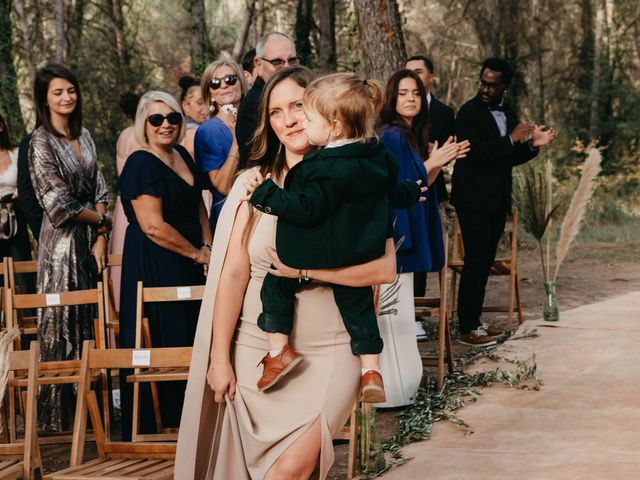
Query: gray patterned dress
28,126,108,431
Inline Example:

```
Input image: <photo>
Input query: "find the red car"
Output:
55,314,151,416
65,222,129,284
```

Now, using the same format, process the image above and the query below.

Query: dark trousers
455,207,507,333
258,273,383,355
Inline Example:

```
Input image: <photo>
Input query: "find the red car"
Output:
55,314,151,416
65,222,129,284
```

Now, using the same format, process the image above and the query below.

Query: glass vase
543,281,559,322
357,403,386,475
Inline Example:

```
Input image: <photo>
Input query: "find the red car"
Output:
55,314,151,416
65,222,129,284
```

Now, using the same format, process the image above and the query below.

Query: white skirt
375,272,422,408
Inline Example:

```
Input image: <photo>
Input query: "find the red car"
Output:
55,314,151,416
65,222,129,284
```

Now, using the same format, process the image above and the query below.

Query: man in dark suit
236,32,299,169
452,57,556,346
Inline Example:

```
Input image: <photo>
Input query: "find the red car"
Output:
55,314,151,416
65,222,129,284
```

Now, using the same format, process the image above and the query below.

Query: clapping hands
531,125,557,147
429,136,471,168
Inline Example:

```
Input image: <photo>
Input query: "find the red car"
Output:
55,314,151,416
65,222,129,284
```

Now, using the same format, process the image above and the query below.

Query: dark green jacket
249,140,420,269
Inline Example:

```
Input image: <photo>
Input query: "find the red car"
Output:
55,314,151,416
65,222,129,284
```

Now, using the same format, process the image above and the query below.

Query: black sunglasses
261,57,300,68
209,75,238,90
146,112,182,127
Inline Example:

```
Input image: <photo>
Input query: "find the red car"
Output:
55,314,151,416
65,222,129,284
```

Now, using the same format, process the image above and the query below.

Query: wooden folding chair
334,401,361,480
415,234,454,390
5,285,108,445
102,255,122,349
448,208,524,331
44,341,191,479
0,341,42,480
130,282,204,442
2,259,39,351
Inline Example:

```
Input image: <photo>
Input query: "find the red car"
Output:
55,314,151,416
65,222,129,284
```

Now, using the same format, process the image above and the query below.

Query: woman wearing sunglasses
194,59,248,235
28,64,110,431
115,90,212,440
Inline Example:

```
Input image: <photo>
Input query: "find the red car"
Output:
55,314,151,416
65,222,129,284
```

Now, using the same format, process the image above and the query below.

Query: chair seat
44,457,174,479
126,368,189,383
0,457,22,480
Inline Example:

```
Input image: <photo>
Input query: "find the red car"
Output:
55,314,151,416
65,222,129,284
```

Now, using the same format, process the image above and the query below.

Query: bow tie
489,104,505,112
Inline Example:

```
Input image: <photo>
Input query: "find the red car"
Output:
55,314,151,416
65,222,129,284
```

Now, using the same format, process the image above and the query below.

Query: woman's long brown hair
242,66,314,245
378,69,429,159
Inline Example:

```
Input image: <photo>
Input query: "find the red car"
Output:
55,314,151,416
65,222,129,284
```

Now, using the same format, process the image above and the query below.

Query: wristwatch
97,212,108,228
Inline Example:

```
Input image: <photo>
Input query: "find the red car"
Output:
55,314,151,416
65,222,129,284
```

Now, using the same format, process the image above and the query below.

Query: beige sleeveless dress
176,170,360,479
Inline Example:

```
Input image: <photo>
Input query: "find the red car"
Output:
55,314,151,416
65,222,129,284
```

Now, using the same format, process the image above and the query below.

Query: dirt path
328,241,640,479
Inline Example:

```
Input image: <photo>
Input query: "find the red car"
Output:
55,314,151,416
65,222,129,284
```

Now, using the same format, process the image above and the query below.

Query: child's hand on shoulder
241,167,271,202
417,179,428,202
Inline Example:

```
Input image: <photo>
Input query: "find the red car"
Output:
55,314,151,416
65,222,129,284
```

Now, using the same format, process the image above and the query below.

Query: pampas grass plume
553,148,602,281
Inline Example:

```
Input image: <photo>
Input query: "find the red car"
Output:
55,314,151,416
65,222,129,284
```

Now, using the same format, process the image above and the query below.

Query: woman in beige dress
176,67,397,479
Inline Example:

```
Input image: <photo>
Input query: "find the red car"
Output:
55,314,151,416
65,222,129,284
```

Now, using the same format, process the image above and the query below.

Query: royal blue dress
116,144,205,440
379,125,445,274
194,117,233,234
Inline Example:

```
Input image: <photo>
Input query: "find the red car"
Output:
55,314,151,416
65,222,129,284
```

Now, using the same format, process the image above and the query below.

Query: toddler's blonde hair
303,73,383,142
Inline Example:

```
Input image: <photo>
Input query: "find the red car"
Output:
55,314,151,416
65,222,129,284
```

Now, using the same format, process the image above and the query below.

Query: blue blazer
380,125,445,274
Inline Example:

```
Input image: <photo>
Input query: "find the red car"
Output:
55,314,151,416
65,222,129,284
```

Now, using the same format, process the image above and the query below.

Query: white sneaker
415,320,428,341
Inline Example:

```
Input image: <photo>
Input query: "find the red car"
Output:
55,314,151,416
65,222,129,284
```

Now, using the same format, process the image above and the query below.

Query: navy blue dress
116,144,205,439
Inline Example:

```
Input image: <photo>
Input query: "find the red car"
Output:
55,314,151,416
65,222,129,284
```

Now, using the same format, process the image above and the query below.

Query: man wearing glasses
451,57,556,346
236,32,299,168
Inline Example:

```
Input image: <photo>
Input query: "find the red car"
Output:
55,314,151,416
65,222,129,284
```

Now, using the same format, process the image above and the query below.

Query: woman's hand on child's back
266,247,300,279
241,166,271,202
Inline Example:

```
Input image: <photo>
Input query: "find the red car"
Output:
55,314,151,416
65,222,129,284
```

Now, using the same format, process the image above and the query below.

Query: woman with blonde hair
116,90,211,440
194,59,248,234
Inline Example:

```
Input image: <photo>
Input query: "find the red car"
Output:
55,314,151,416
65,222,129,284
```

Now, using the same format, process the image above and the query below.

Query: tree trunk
295,0,313,67
232,0,257,62
0,0,25,139
55,0,65,63
110,0,129,72
190,0,206,73
590,0,604,140
68,0,85,70
353,0,406,82
13,0,37,89
530,0,546,123
315,0,336,73
472,0,502,58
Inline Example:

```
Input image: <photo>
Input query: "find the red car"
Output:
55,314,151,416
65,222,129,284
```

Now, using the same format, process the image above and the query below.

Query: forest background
0,0,638,243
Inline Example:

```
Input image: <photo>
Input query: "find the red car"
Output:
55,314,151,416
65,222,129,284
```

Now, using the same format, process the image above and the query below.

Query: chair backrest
70,341,191,466
0,342,42,479
102,255,122,314
6,259,38,294
134,282,205,349
6,284,107,350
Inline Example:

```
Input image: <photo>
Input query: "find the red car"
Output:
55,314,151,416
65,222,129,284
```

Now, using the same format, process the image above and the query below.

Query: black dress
116,145,205,439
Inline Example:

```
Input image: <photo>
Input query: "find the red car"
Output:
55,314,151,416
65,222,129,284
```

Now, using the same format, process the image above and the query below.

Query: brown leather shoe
360,370,386,403
459,329,497,347
481,324,504,337
257,345,303,392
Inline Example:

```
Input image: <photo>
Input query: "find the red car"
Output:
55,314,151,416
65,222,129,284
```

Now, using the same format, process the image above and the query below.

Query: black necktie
489,104,504,112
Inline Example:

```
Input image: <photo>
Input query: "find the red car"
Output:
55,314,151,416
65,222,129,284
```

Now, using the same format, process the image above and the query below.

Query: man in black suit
236,32,299,169
452,57,556,346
